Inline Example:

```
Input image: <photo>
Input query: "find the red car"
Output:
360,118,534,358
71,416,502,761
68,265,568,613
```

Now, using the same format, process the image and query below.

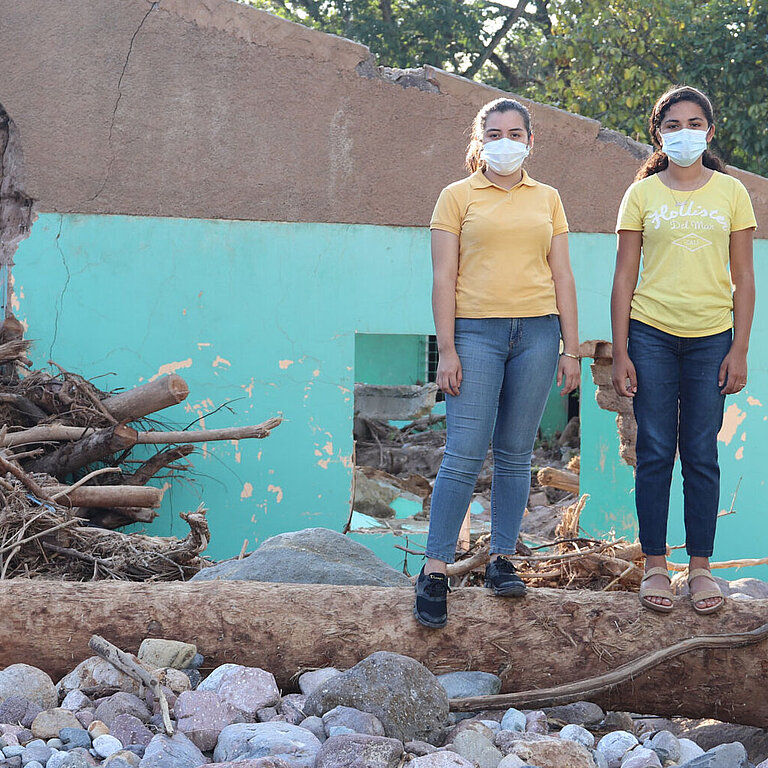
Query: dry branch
536,467,579,494
123,445,195,485
48,484,164,509
102,375,189,422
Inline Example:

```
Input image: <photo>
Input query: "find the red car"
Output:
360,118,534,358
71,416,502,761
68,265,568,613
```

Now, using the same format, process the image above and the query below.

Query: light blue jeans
425,315,561,563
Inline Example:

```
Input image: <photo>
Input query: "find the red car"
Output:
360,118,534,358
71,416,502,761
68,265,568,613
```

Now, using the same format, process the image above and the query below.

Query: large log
49,484,164,508
0,582,765,726
101,375,189,422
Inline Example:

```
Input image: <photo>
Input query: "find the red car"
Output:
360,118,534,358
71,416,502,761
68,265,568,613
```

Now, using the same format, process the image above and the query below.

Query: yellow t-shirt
616,172,757,337
430,169,569,318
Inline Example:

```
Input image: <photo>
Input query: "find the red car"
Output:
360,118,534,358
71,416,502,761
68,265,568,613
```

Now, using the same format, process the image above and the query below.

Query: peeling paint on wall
150,358,193,381
718,404,747,446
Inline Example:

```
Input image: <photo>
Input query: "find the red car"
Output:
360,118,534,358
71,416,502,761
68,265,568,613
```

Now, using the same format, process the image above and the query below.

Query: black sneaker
485,556,527,596
413,568,450,628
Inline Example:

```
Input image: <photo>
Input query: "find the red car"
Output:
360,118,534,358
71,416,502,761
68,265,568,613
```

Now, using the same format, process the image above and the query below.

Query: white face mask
661,128,708,167
481,138,530,175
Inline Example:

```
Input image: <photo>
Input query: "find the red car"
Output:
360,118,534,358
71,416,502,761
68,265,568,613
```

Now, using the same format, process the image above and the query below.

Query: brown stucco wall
0,0,765,232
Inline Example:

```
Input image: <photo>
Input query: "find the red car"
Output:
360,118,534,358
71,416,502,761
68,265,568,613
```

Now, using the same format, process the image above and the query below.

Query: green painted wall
354,333,427,385
12,216,767,578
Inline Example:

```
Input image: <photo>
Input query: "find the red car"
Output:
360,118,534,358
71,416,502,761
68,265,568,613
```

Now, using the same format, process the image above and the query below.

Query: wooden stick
49,467,123,501
88,635,174,735
49,484,164,509
0,453,51,500
536,467,579,494
124,445,194,486
135,418,282,444
449,622,768,711
667,556,768,572
102,375,189,422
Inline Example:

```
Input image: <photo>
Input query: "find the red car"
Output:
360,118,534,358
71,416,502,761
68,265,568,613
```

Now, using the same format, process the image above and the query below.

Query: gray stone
276,694,307,725
436,672,502,700
212,722,322,767
57,658,142,698
139,732,207,768
679,742,749,768
500,708,527,733
137,640,198,671
451,730,503,768
445,720,497,744
19,738,52,764
543,702,605,726
0,667,56,711
727,578,768,599
328,725,356,737
188,655,204,670
0,698,41,729
496,756,526,768
480,720,501,733
60,692,92,714
21,762,43,768
603,712,636,732
109,715,153,749
647,730,680,764
678,739,706,763
174,690,245,751
47,738,64,750
207,760,292,768
256,708,278,723
405,740,439,756
103,752,141,768
298,716,326,743
354,383,438,421
304,651,449,744
298,669,342,697
620,746,661,768
56,747,99,766
92,734,124,758
559,724,594,749
597,731,639,768
525,711,548,734
46,752,70,768
190,528,411,587
94,693,152,727
314,733,404,767
181,670,201,690
197,665,279,718
408,753,475,767
59,728,91,751
322,706,385,737
3,745,24,756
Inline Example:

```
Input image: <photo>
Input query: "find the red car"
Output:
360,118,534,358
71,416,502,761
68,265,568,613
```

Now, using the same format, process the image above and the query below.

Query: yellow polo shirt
617,172,757,337
430,169,569,318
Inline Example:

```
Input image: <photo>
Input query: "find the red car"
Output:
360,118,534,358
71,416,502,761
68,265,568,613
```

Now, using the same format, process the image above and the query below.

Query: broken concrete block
354,384,438,422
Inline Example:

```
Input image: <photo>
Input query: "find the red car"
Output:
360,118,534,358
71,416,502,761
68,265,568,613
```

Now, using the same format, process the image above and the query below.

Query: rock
678,738,706,763
19,739,52,765
353,470,401,518
544,702,605,726
314,733,404,768
30,709,82,739
0,666,56,710
256,708,278,723
56,658,142,698
47,752,71,768
497,756,526,768
198,665,280,717
207,760,292,768
479,720,501,733
298,669,342,697
727,578,768,598
190,528,411,587
494,731,551,754
500,708,527,733
213,722,322,767
405,740,439,756
525,711,548,734
322,706,385,737
677,720,768,764
504,734,595,768
137,640,198,671
87,720,110,739
22,762,44,768
155,669,192,695
304,651,449,744
620,746,662,768
59,728,91,751
678,742,749,768
451,730,503,768
0,697,41,729
92,734,124,758
647,730,680,764
328,725,356,737
445,720,496,745
60,692,92,713
408,754,475,767
604,712,636,732
103,751,141,767
597,731,639,768
298,716,326,743
0,725,32,745
181,669,202,690
436,672,502,699
75,711,94,729
276,695,307,725
48,738,65,750
139,732,208,768
174,690,246,751
94,694,152,727
560,724,594,749
756,759,768,768
109,715,153,749
57,747,99,766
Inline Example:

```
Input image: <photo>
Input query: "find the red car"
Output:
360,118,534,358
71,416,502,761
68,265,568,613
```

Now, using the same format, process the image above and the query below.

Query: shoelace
423,575,451,597
493,556,517,573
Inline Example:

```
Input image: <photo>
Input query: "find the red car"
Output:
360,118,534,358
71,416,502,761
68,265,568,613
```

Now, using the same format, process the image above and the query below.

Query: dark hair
465,98,532,173
636,85,727,180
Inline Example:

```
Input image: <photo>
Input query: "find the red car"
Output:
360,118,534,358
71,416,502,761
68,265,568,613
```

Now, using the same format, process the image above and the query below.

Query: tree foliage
244,0,767,175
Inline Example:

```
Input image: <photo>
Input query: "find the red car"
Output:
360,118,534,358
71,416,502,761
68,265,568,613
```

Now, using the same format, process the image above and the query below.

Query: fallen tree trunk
28,425,138,478
101,374,189,423
0,583,765,726
48,484,164,508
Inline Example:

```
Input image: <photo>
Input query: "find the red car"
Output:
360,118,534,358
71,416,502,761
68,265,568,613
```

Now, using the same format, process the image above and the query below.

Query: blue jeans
425,316,561,563
629,320,732,557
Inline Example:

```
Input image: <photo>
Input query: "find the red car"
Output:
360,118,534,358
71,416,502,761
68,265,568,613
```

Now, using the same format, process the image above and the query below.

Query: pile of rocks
0,646,765,768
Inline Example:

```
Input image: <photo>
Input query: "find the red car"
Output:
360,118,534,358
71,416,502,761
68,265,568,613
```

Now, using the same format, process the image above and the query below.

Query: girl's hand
557,355,580,395
719,347,747,394
612,353,637,397
436,350,462,397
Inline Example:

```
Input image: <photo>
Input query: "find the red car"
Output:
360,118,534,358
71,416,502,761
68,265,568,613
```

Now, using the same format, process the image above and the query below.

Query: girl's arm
719,228,755,394
611,230,642,397
432,229,462,396
547,232,580,394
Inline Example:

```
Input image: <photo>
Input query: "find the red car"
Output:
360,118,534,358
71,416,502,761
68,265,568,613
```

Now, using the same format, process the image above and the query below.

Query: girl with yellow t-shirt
611,86,757,616
413,98,580,628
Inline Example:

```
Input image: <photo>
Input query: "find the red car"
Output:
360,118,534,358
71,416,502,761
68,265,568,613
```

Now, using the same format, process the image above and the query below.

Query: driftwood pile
0,318,280,580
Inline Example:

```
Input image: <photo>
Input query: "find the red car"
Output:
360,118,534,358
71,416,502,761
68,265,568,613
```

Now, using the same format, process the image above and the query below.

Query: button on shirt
430,168,569,318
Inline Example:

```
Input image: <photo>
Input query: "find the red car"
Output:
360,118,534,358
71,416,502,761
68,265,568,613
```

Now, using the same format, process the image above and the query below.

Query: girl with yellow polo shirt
611,86,756,616
413,98,580,628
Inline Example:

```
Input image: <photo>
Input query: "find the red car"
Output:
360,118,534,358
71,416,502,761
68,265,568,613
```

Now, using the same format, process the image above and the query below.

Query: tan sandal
687,568,725,615
639,566,674,613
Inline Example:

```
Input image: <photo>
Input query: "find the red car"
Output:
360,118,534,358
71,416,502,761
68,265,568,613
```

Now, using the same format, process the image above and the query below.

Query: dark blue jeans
629,320,732,557
426,316,561,562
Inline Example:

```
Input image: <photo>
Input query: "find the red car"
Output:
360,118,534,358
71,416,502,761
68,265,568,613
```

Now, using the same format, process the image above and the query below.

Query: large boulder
190,528,410,586
304,651,448,744
140,732,208,768
212,722,322,767
56,658,142,698
197,665,279,718
0,665,57,710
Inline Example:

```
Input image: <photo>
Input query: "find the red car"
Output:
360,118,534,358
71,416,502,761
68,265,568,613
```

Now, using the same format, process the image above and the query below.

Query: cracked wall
2,0,765,230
